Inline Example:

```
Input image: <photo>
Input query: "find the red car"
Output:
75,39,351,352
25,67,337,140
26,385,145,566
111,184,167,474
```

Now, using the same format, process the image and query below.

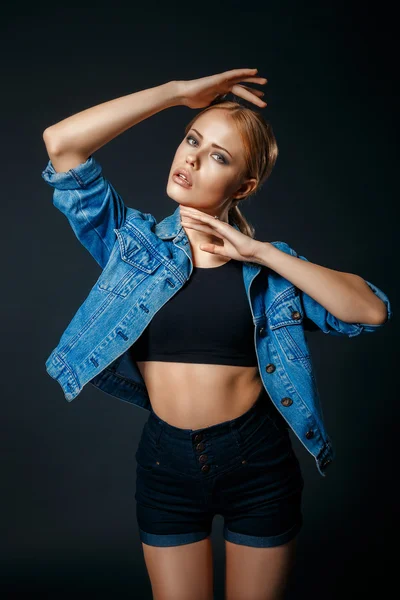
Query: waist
137,360,263,429
148,384,280,440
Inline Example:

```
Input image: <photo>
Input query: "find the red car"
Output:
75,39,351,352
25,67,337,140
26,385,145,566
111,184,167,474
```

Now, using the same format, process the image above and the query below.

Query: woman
42,68,391,600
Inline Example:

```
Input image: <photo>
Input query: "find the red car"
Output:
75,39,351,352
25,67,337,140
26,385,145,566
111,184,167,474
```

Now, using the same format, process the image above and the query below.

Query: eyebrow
190,128,233,159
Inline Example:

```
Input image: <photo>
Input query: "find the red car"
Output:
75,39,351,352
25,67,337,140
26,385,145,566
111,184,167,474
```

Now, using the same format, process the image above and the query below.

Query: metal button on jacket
305,430,314,439
292,311,301,320
265,363,276,373
281,397,293,407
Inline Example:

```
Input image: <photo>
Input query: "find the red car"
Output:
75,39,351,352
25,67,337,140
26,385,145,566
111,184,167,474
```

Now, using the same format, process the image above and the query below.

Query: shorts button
196,442,205,451
201,464,210,472
194,433,203,442
199,454,208,463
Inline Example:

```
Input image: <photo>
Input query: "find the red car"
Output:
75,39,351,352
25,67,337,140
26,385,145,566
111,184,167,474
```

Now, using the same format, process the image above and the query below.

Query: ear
233,177,257,200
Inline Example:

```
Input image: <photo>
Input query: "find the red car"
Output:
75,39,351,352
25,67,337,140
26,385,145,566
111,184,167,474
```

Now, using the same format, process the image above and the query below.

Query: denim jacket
41,155,392,477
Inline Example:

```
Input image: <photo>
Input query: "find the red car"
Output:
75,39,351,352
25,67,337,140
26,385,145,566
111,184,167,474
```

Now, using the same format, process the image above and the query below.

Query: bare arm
254,243,388,325
42,80,184,172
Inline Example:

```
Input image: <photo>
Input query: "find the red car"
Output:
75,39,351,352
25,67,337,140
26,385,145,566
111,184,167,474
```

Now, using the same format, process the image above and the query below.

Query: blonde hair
184,100,279,238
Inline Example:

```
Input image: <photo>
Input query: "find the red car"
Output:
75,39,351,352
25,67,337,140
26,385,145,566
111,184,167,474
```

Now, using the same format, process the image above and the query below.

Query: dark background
2,1,398,597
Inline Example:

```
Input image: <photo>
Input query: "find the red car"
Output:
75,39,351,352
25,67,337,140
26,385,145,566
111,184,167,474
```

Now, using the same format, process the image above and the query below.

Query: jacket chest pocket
98,226,161,298
267,291,310,361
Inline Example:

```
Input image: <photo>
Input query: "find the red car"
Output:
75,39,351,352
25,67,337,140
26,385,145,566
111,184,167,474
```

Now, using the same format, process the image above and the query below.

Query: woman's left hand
180,205,264,263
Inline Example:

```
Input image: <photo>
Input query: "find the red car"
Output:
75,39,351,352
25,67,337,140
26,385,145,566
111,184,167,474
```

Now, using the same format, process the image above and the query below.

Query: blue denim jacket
41,155,392,477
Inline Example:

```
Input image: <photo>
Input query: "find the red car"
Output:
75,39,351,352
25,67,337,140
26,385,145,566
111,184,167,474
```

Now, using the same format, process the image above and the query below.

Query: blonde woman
42,68,391,600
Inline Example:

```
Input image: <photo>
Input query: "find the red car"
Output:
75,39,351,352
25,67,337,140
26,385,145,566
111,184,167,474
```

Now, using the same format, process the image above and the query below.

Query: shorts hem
223,520,302,548
138,527,211,547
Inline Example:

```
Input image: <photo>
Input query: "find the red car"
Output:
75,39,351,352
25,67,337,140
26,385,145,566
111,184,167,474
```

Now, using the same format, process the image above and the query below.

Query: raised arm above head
42,80,184,172
41,80,183,266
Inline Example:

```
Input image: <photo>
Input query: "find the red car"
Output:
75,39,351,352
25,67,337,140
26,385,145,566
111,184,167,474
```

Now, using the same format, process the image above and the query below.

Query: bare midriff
136,361,264,430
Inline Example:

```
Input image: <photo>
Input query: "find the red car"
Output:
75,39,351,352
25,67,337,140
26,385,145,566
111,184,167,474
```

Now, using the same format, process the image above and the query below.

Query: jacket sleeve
286,245,392,337
42,155,131,269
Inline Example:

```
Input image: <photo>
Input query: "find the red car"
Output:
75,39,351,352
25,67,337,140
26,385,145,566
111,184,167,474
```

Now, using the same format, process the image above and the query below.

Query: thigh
225,536,298,600
142,536,214,600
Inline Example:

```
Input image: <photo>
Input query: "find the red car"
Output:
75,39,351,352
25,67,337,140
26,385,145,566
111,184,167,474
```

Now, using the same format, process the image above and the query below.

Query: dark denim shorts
134,388,304,548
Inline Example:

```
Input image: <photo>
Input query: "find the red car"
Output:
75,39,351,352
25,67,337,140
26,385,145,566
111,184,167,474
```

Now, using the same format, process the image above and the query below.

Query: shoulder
125,207,157,227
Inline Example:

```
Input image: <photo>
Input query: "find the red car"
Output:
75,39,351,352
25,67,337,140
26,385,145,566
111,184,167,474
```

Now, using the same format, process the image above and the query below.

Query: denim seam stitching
74,188,112,257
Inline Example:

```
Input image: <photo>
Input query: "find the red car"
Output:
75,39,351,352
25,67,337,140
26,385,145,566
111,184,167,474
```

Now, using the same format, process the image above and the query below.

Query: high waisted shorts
134,387,304,548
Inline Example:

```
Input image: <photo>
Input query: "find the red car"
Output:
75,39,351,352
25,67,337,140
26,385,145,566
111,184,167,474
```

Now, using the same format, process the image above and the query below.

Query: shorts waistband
148,386,274,442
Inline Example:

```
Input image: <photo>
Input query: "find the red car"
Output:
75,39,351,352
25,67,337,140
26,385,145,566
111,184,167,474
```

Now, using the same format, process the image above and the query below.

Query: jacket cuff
41,155,103,190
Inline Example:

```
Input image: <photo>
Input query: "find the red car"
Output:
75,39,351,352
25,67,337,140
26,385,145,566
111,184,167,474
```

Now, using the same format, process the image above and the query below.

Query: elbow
366,301,389,326
43,128,61,155
43,127,53,144
376,308,389,326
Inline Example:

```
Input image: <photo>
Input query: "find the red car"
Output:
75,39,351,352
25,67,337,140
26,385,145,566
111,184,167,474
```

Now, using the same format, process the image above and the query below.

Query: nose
186,154,196,166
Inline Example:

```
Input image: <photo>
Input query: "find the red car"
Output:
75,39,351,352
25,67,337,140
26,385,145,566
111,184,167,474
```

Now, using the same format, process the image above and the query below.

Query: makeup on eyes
186,130,231,164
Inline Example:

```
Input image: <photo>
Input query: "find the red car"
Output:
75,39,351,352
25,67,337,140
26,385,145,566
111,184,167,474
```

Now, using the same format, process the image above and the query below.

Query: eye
185,135,227,164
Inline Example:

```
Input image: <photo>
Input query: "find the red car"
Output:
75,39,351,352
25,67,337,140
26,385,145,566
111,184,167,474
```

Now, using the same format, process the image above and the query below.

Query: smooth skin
142,537,213,600
141,68,299,600
142,536,297,600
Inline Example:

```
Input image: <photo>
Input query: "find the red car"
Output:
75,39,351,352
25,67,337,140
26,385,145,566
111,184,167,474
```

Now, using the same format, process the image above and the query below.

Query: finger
233,76,268,84
181,209,242,247
181,210,228,230
182,220,224,239
180,208,219,221
231,83,267,107
181,213,227,231
219,69,268,86
223,68,266,81
199,243,220,254
180,207,227,223
237,84,265,98
222,68,259,77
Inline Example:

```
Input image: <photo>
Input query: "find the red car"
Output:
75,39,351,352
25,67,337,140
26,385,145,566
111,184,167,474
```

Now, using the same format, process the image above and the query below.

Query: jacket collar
155,205,240,240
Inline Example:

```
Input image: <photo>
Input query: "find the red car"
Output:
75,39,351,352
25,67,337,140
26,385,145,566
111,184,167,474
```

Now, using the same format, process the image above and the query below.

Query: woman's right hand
176,68,268,109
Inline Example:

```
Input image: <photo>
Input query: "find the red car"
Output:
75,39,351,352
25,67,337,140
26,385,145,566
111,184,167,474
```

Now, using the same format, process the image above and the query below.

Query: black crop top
129,259,258,366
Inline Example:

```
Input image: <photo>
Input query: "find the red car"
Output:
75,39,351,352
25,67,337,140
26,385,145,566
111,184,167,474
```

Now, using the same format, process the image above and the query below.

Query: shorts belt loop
154,420,164,447
230,421,243,447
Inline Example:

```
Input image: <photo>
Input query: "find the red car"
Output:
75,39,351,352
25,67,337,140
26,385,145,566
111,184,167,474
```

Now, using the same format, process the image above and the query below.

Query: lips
172,167,193,186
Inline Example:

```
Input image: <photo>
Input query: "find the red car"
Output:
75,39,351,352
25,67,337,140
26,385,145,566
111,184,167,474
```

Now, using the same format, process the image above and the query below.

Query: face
166,109,256,218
